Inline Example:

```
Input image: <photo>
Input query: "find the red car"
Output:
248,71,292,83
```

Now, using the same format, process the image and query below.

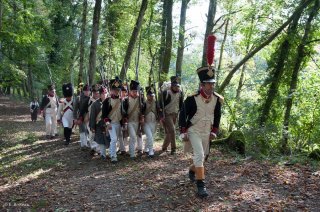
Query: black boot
196,180,208,198
188,170,195,183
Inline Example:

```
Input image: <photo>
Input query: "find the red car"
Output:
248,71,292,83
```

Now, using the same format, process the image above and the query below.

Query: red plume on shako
196,35,217,83
206,35,216,67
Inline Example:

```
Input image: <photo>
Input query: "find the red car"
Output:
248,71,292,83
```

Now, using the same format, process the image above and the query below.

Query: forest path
0,95,319,211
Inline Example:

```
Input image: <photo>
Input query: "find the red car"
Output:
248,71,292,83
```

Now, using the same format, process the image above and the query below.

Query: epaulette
214,92,224,104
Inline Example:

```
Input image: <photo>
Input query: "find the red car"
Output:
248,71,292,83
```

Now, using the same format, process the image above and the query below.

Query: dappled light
0,95,317,211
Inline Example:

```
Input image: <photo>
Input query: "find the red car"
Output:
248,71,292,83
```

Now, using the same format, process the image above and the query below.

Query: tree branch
217,0,314,93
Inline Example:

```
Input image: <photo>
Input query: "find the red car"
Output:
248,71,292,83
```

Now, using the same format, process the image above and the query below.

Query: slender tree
176,0,190,77
282,0,320,153
78,0,88,86
259,8,303,126
158,0,167,83
160,0,173,82
88,0,102,85
218,0,314,94
216,18,229,88
120,0,148,80
201,0,217,67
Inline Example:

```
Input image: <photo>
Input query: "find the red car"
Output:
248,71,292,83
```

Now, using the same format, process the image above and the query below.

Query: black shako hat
110,76,122,89
121,83,128,91
196,66,216,83
145,85,155,96
91,84,101,92
170,76,180,86
62,83,73,97
99,86,108,94
83,84,90,92
129,80,140,91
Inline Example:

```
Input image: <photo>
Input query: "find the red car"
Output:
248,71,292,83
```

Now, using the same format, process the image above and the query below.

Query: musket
99,57,110,94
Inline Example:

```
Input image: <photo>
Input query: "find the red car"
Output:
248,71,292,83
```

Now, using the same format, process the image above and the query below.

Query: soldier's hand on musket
179,133,189,141
91,128,95,133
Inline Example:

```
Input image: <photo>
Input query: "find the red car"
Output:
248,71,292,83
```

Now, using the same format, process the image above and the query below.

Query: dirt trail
0,95,319,211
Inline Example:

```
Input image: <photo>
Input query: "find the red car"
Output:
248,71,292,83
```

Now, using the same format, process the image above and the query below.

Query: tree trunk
228,15,255,131
217,0,314,94
175,0,189,77
27,64,34,98
119,0,148,80
228,63,246,132
161,0,173,82
201,0,217,67
259,9,303,126
104,0,118,79
78,0,88,86
282,0,320,153
23,80,28,97
216,18,229,89
0,0,3,62
88,0,102,85
0,0,2,31
158,0,167,84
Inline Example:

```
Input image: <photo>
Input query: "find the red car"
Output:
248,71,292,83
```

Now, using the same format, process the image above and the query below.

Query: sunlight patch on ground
230,184,272,202
270,166,299,186
0,168,52,192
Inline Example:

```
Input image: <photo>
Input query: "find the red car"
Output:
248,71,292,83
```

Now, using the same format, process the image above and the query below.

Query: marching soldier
118,85,129,155
102,77,123,163
179,66,223,198
57,83,74,146
40,85,59,139
142,85,160,158
122,80,145,159
30,97,39,122
86,84,101,153
73,84,91,149
159,76,184,155
89,85,109,160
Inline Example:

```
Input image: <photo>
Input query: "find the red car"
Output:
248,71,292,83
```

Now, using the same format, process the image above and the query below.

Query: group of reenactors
38,66,223,198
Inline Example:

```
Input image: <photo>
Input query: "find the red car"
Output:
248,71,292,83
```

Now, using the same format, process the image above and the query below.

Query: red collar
200,88,211,100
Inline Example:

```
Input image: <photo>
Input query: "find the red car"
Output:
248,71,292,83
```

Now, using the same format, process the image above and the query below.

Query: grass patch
21,133,38,145
32,199,48,211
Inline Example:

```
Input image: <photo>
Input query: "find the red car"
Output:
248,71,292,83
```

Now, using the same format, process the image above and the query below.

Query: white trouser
144,122,156,155
128,122,139,157
118,130,126,152
80,132,88,147
62,110,73,128
137,134,143,151
45,108,57,136
86,122,99,151
108,122,121,158
188,131,210,167
99,144,107,157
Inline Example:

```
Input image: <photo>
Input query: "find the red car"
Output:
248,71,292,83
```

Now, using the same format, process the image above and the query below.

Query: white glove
179,133,188,141
210,132,217,139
